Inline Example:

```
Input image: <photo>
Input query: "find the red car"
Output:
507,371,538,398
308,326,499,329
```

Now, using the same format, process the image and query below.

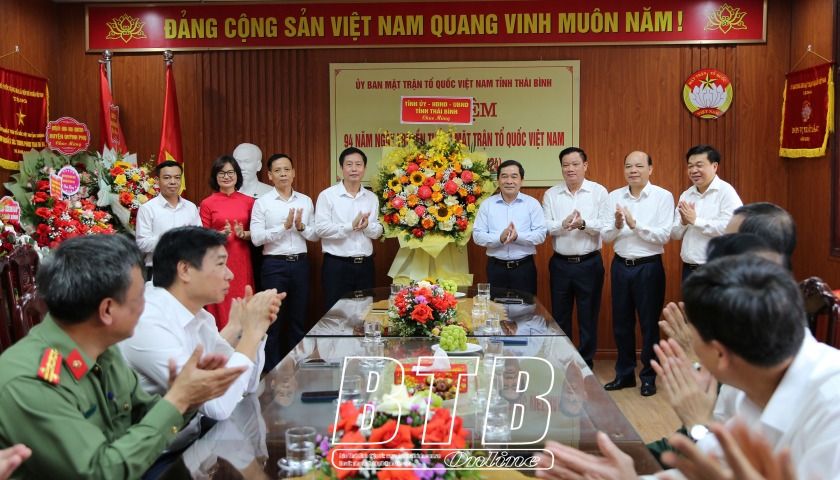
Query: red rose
391,196,405,210
327,430,368,480
444,291,457,308
387,191,396,199
93,211,106,220
35,208,51,219
412,228,424,238
461,170,474,183
36,224,51,234
430,295,448,312
449,171,457,180
383,214,392,224
406,163,419,174
49,241,59,249
466,195,476,204
414,206,426,217
411,303,434,324
36,180,49,191
444,181,458,195
423,176,436,188
109,166,125,176
418,186,432,200
74,162,86,172
378,467,420,480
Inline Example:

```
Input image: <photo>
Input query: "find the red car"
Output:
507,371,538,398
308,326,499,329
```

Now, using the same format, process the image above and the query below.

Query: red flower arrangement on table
314,387,480,480
388,280,459,337
0,221,40,256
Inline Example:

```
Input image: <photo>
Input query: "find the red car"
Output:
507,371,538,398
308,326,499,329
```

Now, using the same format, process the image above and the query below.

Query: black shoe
641,383,657,396
604,377,637,390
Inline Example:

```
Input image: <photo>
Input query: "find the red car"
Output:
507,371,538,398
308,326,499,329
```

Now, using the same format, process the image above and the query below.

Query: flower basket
387,280,459,337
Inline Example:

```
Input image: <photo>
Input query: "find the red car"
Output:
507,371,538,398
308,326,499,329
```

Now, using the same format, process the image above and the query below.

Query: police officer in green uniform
0,234,248,480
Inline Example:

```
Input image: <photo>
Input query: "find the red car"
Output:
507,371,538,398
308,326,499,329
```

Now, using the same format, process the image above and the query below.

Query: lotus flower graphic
106,14,147,43
689,79,727,109
704,4,748,34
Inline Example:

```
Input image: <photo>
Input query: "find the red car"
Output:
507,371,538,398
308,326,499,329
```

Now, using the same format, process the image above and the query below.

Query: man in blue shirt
472,160,547,296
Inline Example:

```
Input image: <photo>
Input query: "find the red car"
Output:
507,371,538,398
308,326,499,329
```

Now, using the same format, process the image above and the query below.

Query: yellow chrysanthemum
399,207,408,216
419,160,429,169
392,184,402,193
467,204,476,213
114,174,127,186
431,183,442,192
383,191,389,199
435,205,452,222
428,206,438,216
431,192,443,203
410,171,425,186
474,185,482,195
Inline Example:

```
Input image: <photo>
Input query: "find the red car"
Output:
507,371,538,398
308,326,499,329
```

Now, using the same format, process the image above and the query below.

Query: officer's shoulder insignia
65,349,87,381
37,348,62,385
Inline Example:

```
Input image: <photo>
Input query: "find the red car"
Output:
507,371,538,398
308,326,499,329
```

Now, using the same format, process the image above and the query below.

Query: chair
800,277,840,347
0,257,13,353
7,246,42,341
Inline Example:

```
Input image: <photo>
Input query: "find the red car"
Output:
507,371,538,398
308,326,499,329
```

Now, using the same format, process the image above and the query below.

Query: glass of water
389,284,401,309
364,321,382,343
484,312,501,335
483,401,511,443
363,340,385,367
477,283,490,298
483,339,504,369
284,426,317,475
471,308,486,334
340,374,362,403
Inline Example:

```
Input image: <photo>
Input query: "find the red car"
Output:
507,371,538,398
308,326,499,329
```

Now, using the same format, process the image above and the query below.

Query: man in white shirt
671,145,742,282
542,148,608,368
135,160,202,280
600,151,674,397
251,154,318,371
315,147,383,310
119,227,284,450
473,160,547,296
536,255,840,480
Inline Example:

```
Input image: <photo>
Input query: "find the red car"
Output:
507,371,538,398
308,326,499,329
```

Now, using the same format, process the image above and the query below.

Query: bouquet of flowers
4,148,119,248
388,280,459,337
0,221,42,257
96,148,159,233
316,385,480,480
372,129,496,245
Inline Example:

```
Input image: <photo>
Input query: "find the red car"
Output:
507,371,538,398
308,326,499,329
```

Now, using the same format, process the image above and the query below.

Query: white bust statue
233,143,274,199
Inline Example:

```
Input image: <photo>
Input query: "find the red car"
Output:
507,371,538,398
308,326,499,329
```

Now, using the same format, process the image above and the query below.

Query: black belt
324,252,375,264
553,251,598,264
266,253,307,262
614,254,661,266
490,255,534,269
683,262,700,271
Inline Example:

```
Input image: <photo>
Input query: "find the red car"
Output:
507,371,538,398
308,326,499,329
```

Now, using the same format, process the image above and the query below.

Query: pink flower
418,186,432,200
444,181,458,195
461,170,473,183
414,206,426,217
391,196,405,210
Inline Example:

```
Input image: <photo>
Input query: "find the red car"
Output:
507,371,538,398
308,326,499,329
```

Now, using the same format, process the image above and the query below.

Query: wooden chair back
0,257,13,354
800,277,840,347
7,246,42,341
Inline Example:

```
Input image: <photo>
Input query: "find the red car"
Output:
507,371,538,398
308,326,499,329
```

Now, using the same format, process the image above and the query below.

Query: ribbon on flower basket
373,129,498,287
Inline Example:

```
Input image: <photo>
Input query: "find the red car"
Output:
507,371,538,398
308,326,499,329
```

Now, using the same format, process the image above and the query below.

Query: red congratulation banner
86,1,767,52
46,117,91,156
0,67,48,170
401,96,473,124
779,62,835,158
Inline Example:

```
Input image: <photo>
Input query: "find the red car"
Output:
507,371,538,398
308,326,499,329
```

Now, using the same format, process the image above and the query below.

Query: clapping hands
679,201,697,226
500,222,518,244
353,211,370,232
563,210,584,231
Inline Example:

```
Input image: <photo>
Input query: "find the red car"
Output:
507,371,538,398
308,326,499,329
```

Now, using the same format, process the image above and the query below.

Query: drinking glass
284,426,317,474
364,321,382,343
477,283,491,298
471,369,492,405
389,284,401,309
340,374,362,402
483,401,511,443
471,308,486,335
484,312,501,336
363,340,385,367
483,339,504,369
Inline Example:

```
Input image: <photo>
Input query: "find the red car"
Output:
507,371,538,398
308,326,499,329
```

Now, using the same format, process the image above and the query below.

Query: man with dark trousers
472,160,546,296
542,147,608,369
251,154,318,371
600,151,674,397
315,147,383,311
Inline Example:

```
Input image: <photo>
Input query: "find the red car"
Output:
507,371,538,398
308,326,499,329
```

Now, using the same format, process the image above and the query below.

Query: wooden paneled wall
786,0,840,288
5,0,829,358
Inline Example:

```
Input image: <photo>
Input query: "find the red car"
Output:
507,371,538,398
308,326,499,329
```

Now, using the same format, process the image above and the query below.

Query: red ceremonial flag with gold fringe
0,67,48,170
158,62,184,191
99,64,127,154
780,62,835,158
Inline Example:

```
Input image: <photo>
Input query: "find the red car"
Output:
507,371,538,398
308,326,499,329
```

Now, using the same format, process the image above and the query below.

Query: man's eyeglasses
217,170,236,179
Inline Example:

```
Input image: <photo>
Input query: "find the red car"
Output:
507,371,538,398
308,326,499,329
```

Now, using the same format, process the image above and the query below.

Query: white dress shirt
250,188,318,255
542,179,608,255
600,183,674,260
649,331,840,480
314,181,383,257
473,192,547,260
670,175,743,264
135,195,202,266
118,285,265,449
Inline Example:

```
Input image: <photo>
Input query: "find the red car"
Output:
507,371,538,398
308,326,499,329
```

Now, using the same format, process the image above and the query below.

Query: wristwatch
579,220,586,231
297,223,306,232
689,424,711,442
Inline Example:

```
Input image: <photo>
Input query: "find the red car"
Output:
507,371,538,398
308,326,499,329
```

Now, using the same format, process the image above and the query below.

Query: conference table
159,287,661,479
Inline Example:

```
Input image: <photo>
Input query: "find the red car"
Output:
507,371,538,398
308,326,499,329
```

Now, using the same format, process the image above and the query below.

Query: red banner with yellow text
780,62,834,158
86,0,766,52
0,68,48,170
